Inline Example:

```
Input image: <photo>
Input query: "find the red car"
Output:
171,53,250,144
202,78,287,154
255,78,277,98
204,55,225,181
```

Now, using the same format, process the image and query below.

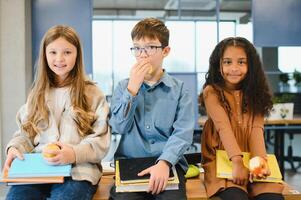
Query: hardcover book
118,157,175,184
1,153,71,185
216,150,283,183
115,157,179,192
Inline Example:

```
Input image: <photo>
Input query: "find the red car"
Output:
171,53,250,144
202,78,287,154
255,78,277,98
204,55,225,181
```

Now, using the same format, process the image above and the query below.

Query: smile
54,65,67,68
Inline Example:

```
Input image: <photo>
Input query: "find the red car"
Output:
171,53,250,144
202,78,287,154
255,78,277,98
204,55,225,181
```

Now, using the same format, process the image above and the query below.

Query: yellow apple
148,65,153,75
42,143,60,158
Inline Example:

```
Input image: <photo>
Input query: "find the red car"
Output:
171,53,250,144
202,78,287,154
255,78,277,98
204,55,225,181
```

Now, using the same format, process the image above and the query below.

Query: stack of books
1,153,71,185
216,150,283,183
115,157,179,192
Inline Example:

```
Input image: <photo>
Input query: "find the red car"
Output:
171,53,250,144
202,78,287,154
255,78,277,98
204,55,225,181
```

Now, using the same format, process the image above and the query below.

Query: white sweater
6,83,111,185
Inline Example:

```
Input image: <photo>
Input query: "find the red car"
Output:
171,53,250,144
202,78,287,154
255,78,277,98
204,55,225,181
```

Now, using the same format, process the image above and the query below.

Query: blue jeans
6,178,97,200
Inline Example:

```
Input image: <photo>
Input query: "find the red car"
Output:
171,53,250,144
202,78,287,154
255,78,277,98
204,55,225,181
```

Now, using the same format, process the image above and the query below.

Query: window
164,21,195,72
236,22,253,42
278,47,301,73
92,20,250,96
92,21,113,95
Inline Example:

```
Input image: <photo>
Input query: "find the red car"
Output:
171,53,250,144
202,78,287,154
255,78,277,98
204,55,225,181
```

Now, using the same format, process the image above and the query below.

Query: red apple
249,156,267,176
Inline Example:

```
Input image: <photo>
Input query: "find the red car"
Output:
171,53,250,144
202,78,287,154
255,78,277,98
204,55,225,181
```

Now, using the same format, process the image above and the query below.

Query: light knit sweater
6,83,111,185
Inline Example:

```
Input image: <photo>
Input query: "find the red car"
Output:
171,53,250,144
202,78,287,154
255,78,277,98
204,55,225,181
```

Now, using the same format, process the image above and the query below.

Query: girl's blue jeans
6,178,97,200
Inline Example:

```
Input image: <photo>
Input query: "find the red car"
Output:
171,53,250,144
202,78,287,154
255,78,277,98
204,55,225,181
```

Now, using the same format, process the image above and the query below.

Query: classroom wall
31,0,93,75
253,0,301,46
0,0,2,169
0,0,32,167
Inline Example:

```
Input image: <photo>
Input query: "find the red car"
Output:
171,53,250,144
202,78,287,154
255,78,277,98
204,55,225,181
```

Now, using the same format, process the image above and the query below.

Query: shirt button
150,140,155,144
146,125,150,129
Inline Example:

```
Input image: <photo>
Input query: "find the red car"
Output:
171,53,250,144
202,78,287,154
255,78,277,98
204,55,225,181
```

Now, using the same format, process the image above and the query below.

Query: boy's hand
3,147,24,174
127,59,153,96
137,160,170,194
231,156,249,186
43,142,75,165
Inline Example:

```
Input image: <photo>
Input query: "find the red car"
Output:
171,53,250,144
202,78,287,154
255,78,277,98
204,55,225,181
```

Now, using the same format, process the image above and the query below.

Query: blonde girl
4,25,110,200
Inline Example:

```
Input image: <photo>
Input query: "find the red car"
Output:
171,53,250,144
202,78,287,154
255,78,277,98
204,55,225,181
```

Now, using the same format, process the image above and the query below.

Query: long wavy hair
199,37,273,116
22,25,96,138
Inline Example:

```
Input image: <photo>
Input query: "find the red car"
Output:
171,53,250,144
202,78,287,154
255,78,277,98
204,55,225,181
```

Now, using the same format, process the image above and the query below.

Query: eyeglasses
130,45,165,57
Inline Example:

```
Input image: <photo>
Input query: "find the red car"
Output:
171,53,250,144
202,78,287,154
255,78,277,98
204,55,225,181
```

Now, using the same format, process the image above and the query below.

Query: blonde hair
22,25,96,138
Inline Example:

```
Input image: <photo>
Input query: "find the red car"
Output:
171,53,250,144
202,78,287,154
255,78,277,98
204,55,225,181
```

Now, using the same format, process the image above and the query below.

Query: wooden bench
93,174,301,200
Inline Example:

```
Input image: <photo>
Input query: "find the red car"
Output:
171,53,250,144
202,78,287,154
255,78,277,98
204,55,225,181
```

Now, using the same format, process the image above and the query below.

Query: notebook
7,153,71,178
216,150,283,183
118,157,174,184
115,160,179,192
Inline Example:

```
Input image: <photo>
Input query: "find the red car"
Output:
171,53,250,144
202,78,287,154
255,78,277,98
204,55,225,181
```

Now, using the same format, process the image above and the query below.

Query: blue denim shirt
109,72,194,171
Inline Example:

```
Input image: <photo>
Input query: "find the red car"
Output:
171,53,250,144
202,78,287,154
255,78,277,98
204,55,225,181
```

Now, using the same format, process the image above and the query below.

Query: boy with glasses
109,18,194,200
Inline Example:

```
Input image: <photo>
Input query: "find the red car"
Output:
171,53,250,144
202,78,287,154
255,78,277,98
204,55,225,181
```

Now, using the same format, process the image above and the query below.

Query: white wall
0,0,32,167
0,0,2,170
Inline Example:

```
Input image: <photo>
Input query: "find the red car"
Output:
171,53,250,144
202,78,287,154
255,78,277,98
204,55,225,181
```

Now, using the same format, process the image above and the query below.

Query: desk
264,118,301,177
198,117,301,178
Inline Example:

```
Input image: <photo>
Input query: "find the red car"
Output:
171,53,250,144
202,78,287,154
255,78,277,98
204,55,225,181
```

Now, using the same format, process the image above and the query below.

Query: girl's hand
249,156,271,182
3,147,24,174
43,142,75,165
231,156,249,186
127,59,153,96
137,160,170,194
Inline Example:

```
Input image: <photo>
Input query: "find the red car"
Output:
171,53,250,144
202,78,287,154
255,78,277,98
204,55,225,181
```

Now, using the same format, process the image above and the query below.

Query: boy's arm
109,80,139,134
157,87,194,166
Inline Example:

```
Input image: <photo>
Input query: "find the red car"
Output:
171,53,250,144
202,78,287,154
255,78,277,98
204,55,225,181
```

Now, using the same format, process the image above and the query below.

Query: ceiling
93,0,251,22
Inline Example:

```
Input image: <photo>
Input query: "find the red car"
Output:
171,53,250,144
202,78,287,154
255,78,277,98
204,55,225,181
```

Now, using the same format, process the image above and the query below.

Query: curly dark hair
199,37,273,116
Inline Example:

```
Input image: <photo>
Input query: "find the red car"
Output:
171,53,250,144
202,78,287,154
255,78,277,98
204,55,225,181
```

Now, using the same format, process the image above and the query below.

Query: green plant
272,93,295,104
293,69,301,85
279,73,290,84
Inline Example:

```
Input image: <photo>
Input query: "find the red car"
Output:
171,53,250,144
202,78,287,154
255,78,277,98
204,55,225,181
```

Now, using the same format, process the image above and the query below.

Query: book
115,158,179,192
118,157,175,184
216,150,283,183
1,153,71,185
2,176,64,185
7,153,71,178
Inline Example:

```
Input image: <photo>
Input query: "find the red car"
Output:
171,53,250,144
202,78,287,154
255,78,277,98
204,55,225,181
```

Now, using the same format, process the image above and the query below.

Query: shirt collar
157,70,173,88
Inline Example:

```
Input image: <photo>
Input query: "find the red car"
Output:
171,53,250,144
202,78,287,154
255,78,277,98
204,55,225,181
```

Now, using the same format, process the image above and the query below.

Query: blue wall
31,0,93,75
253,0,301,47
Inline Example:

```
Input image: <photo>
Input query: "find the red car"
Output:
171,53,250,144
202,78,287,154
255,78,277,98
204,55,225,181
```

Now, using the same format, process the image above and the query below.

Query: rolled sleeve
109,80,138,134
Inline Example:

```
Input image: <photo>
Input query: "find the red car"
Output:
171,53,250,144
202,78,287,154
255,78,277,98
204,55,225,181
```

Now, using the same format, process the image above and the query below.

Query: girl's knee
254,193,284,200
